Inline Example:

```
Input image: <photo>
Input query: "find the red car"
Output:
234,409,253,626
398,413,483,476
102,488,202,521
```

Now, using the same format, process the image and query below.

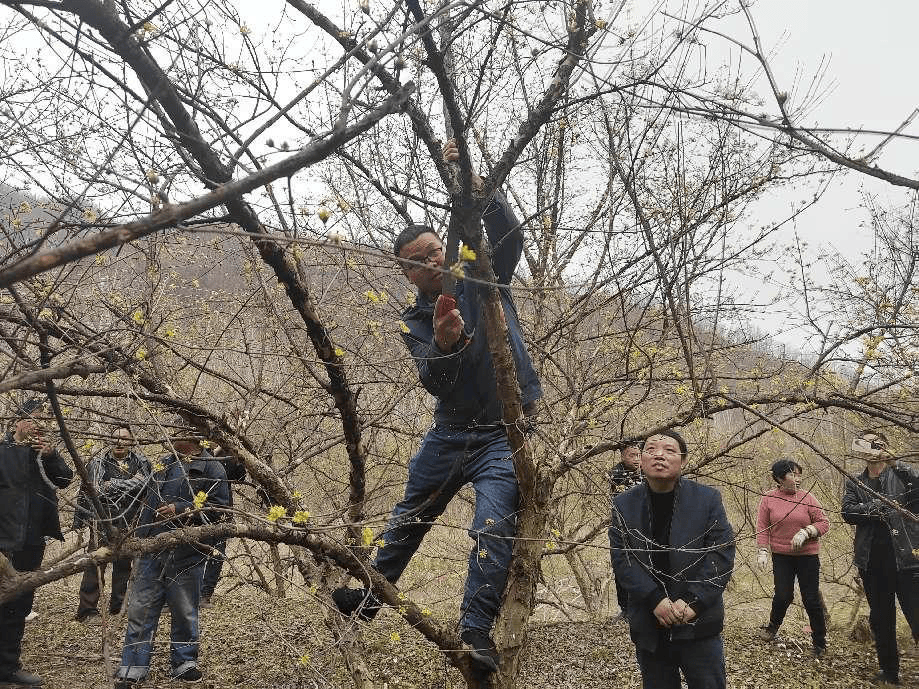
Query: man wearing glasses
0,397,73,687
332,140,542,674
609,430,735,689
842,430,919,686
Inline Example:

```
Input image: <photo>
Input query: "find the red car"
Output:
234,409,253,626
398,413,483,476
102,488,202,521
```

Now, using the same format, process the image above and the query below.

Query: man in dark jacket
72,423,150,621
610,430,735,689
610,443,642,493
0,397,73,687
332,140,542,673
842,430,919,686
115,422,229,688
609,442,642,617
199,443,245,607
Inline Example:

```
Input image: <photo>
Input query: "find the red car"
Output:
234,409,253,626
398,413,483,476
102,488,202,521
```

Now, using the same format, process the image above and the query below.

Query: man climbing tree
333,139,542,674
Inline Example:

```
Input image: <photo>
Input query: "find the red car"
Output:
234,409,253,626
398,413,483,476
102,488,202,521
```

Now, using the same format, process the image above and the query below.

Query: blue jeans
636,635,726,689
117,553,203,680
374,425,518,633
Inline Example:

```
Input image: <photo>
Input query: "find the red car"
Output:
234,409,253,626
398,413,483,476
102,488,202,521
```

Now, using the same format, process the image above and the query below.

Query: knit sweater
756,489,829,555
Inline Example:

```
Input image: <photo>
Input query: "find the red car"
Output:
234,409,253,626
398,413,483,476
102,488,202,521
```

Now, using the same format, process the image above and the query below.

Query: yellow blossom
478,549,487,559
308,585,318,595
333,346,344,357
545,540,557,551
374,538,385,548
449,262,464,279
81,439,95,452
299,653,310,666
198,439,211,448
193,491,207,509
398,320,410,334
389,632,400,643
292,510,310,525
151,460,165,472
83,208,98,222
162,327,176,338
292,490,302,498
135,348,148,360
397,592,406,602
398,605,407,615
239,24,250,35
365,290,380,303
361,526,374,547
459,243,477,262
421,606,432,616
267,505,286,522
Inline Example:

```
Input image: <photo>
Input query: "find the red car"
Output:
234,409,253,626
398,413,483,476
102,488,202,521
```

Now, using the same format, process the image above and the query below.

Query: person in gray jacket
72,423,150,622
610,430,735,689
842,430,919,686
0,397,73,687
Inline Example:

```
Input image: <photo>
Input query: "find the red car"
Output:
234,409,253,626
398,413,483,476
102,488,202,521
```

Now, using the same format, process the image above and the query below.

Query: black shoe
332,587,381,621
813,644,827,658
75,609,101,624
172,667,202,682
460,629,500,673
0,669,44,686
114,679,139,689
872,671,900,685
756,625,777,641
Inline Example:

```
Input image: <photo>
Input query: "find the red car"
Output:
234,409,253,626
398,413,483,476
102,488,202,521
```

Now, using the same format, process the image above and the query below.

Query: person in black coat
609,429,735,689
842,430,919,685
0,397,73,687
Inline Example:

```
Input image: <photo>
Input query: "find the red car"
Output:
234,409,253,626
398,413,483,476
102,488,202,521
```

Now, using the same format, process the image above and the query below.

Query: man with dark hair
609,429,735,689
115,419,230,688
842,430,919,685
73,424,150,622
609,442,642,618
332,140,542,673
610,443,642,493
0,397,73,687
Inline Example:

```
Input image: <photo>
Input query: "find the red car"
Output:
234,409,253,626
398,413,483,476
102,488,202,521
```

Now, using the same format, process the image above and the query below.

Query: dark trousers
769,553,826,647
77,556,133,616
861,566,919,678
636,634,725,689
200,539,227,598
0,544,45,676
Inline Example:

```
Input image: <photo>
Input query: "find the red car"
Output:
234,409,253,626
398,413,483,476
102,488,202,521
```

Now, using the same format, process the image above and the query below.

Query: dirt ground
11,572,918,689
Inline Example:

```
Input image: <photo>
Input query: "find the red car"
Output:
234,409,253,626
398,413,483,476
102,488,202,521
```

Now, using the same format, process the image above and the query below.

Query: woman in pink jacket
756,459,830,654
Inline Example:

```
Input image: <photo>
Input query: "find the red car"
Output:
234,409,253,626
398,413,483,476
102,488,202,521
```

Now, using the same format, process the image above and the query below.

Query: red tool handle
435,294,456,318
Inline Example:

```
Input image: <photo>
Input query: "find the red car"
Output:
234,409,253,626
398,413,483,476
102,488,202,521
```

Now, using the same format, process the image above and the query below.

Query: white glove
757,548,769,570
791,528,809,550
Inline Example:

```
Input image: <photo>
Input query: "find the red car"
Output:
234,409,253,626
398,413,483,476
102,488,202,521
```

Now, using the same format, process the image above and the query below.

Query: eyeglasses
641,445,683,459
402,246,443,271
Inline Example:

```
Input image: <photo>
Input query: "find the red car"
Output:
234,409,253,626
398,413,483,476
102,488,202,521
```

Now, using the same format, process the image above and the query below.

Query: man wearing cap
842,430,919,686
0,397,73,687
115,419,229,687
72,423,150,622
331,139,542,673
609,429,735,689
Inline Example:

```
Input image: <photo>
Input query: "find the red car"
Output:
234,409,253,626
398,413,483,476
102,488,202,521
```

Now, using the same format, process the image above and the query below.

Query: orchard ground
16,554,918,689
